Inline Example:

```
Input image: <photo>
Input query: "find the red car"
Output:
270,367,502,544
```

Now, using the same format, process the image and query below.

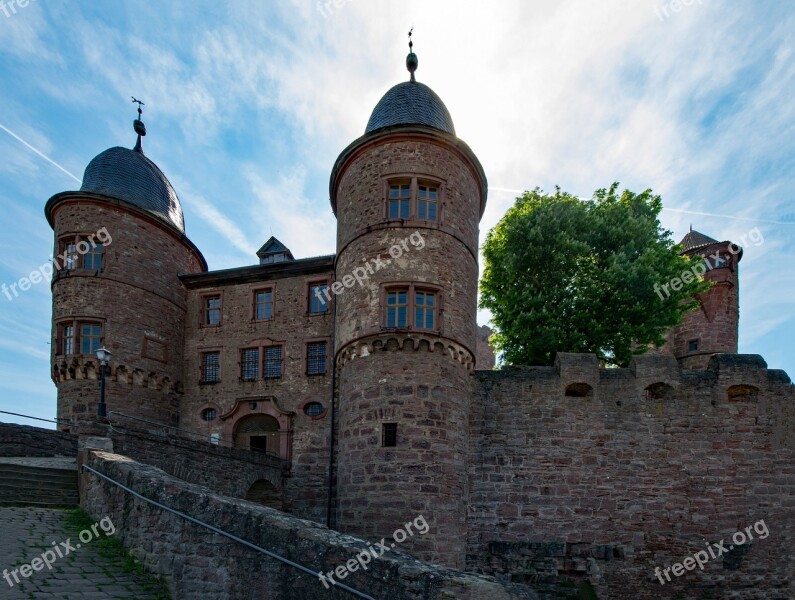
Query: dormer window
256,236,295,265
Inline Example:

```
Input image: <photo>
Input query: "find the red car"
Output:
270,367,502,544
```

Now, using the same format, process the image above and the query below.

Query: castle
44,46,794,597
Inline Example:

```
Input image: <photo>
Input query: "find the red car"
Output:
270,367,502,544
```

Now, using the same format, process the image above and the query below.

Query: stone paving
0,507,168,599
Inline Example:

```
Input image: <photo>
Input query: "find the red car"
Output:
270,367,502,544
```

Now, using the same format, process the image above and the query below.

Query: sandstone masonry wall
468,353,795,599
0,422,77,457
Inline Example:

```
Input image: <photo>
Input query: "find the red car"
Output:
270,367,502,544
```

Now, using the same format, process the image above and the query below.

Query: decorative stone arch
727,384,759,403
645,382,674,401
564,383,594,398
245,479,282,510
220,397,294,460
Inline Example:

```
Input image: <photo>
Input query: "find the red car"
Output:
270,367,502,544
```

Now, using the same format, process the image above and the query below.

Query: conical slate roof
365,80,456,136
80,146,185,233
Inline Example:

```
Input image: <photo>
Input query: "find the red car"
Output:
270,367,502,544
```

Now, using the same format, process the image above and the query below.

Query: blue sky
0,0,793,427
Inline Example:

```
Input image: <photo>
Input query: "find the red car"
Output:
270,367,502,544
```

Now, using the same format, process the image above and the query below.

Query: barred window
255,289,273,320
201,408,217,421
306,341,327,375
241,348,259,381
264,346,283,379
304,402,324,417
201,351,220,383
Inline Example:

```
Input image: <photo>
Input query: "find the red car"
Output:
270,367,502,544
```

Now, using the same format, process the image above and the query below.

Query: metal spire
406,27,418,82
131,96,146,153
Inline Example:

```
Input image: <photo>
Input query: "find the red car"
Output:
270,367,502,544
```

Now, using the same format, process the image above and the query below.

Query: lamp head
96,347,112,365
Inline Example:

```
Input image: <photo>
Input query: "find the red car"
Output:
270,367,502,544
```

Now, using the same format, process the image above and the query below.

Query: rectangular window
414,290,436,330
688,339,699,352
309,283,329,314
254,289,273,321
82,242,103,270
386,289,408,328
417,184,438,221
388,183,411,219
201,351,220,383
62,325,74,356
264,345,283,379
382,423,397,447
306,341,327,375
64,242,78,270
241,348,259,381
204,295,222,326
80,323,102,355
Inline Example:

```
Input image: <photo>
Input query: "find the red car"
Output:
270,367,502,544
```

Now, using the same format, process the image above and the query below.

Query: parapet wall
0,422,77,457
80,450,531,600
468,353,795,599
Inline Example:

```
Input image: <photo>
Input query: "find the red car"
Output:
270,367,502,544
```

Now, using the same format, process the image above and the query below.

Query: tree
479,184,711,367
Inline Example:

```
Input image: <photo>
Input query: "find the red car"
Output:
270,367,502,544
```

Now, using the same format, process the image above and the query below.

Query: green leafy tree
479,184,711,367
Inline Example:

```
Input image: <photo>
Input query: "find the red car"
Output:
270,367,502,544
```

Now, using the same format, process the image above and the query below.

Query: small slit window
382,423,397,447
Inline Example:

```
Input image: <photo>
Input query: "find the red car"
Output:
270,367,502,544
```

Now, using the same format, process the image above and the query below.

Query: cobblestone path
0,507,167,599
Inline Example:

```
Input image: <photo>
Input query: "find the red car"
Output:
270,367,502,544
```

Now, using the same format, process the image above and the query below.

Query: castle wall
468,353,795,599
50,200,203,430
181,267,335,522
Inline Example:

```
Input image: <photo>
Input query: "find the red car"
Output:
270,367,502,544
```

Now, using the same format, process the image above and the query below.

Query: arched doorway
234,414,280,455
245,479,282,510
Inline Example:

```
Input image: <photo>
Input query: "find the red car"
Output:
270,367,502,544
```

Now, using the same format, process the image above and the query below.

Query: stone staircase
0,461,79,507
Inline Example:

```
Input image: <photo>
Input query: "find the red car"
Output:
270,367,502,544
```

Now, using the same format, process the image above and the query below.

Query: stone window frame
298,398,328,420
687,338,700,352
141,336,169,363
306,279,331,316
199,291,224,328
236,339,286,381
55,317,105,357
379,281,443,333
382,174,445,225
199,347,222,384
251,285,276,322
303,337,331,376
56,232,106,273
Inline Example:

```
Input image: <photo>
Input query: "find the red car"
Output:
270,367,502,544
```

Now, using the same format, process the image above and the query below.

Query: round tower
329,43,487,568
45,106,206,432
673,229,742,368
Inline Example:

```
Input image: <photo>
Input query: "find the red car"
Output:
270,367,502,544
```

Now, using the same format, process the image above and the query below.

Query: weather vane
131,96,146,152
406,27,418,81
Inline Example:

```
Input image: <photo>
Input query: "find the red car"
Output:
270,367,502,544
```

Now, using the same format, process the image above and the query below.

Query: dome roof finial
131,96,146,153
406,27,418,82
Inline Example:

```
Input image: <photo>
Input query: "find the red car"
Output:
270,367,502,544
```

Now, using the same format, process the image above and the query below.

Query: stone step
0,464,79,507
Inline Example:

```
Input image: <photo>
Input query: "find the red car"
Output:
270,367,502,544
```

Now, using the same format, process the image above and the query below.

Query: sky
0,0,793,428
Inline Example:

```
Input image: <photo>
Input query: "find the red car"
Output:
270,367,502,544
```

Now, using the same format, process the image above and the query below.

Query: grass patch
62,508,171,599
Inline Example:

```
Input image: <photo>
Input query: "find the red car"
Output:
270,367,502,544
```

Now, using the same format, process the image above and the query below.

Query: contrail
0,123,81,184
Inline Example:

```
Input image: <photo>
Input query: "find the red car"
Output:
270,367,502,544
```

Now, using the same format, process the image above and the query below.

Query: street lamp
96,347,112,417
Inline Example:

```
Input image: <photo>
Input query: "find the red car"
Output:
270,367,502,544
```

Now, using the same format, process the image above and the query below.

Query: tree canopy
479,184,711,367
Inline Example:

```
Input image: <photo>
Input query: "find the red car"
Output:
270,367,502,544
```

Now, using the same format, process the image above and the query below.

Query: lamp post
96,347,111,417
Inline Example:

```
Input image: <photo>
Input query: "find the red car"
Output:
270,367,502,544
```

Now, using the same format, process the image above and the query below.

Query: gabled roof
256,236,294,260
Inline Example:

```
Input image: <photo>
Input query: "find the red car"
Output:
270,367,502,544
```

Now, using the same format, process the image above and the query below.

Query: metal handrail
81,463,374,599
0,410,68,424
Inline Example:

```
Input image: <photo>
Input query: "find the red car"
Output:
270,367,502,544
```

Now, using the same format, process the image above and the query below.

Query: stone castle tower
329,46,486,567
672,229,742,368
45,109,206,431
